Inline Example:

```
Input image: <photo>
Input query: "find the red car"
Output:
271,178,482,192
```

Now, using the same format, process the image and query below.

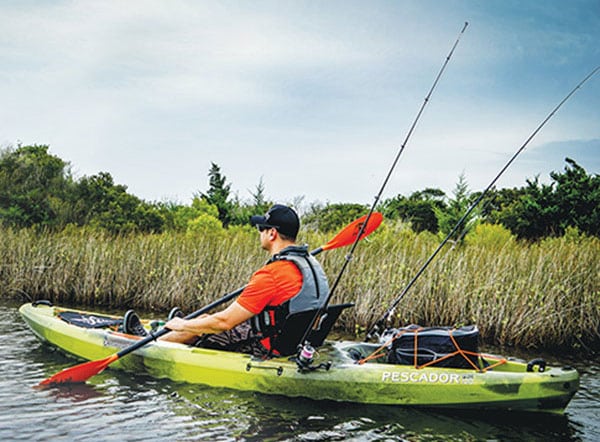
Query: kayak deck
19,302,579,413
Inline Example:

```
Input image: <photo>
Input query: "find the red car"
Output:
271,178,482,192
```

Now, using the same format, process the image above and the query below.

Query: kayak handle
33,299,53,307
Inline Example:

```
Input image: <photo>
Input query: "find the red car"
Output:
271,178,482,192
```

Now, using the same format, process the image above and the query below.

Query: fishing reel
293,343,331,373
365,321,384,342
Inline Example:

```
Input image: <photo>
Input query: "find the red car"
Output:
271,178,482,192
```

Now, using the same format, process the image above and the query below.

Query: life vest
251,245,329,354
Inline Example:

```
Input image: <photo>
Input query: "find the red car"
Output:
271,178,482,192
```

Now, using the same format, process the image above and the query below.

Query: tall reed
2,223,598,352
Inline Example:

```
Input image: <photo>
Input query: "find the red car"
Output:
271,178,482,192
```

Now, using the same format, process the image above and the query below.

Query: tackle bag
381,324,480,368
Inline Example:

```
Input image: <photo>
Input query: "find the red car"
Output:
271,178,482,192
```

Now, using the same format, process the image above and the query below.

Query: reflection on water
2,301,598,441
36,381,105,402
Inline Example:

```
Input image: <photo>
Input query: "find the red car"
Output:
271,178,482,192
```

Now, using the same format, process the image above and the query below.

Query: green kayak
20,302,579,413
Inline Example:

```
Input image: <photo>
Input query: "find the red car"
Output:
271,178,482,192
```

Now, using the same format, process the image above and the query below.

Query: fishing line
296,22,469,352
366,64,600,340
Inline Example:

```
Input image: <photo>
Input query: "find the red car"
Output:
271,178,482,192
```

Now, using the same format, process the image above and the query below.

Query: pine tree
199,162,233,226
435,173,478,242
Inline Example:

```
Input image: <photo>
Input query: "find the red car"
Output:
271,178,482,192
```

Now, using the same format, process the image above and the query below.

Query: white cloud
1,1,598,205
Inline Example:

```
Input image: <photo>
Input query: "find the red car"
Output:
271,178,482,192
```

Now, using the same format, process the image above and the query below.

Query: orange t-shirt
237,260,303,314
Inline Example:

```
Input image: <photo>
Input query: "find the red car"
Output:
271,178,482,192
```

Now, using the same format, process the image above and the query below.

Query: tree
435,173,478,241
0,144,73,228
551,158,600,236
199,163,233,226
381,187,446,233
496,158,600,239
476,187,528,224
303,203,368,232
495,178,557,239
250,176,269,215
227,177,273,227
0,145,164,233
72,172,164,233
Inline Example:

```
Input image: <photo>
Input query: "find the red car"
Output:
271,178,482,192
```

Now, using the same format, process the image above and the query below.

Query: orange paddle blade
39,354,118,386
321,212,383,251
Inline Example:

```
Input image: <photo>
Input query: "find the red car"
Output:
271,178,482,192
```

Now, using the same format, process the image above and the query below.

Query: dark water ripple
1,301,598,441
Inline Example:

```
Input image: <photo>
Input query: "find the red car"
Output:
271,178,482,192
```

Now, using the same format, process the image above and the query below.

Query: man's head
250,204,300,242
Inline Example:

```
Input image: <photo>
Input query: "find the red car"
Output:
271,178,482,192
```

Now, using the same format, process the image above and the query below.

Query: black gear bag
382,324,480,369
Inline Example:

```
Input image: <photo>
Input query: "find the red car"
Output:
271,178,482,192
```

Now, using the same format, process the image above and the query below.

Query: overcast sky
1,1,599,209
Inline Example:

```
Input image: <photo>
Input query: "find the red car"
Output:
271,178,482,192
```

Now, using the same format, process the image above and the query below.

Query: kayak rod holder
292,357,333,373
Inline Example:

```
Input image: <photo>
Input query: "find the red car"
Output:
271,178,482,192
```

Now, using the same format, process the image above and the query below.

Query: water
1,300,598,441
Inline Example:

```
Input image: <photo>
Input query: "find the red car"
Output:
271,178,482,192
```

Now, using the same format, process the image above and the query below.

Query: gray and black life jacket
251,245,329,353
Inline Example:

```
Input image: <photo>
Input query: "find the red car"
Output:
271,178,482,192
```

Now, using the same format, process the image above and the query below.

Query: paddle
39,212,383,386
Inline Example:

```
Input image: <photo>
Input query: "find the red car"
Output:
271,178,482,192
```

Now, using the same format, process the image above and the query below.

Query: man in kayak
123,204,329,357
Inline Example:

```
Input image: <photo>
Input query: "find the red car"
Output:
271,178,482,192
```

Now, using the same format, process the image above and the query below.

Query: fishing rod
366,64,600,340
295,22,469,356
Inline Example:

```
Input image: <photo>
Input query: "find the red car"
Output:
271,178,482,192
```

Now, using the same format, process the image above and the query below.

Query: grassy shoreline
2,224,599,354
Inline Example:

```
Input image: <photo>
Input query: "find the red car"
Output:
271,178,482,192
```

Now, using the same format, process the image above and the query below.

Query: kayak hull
19,303,579,413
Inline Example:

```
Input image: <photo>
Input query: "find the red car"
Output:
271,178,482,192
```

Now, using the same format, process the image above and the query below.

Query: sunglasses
257,224,278,232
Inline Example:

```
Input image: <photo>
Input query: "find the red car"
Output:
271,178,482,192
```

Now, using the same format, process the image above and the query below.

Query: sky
1,1,599,210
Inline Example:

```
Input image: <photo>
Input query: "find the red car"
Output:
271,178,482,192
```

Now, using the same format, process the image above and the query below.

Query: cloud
1,1,598,206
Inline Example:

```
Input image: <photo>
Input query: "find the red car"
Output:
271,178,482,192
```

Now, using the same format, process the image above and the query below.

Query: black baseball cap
250,204,300,238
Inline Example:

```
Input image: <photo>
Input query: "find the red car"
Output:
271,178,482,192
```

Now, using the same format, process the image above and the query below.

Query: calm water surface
1,301,598,441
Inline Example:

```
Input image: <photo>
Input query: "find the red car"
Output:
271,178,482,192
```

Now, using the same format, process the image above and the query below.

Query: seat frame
270,303,355,356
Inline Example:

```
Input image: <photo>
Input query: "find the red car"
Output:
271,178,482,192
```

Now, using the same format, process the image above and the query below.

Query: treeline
1,144,599,240
0,145,268,234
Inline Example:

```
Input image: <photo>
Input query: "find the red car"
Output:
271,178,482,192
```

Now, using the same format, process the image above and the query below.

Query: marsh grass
2,222,598,352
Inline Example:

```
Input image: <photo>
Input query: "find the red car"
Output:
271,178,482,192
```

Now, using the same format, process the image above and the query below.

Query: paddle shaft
115,245,326,359
115,290,239,357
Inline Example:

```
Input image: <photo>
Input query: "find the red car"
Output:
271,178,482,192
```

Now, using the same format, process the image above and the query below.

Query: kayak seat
271,303,354,356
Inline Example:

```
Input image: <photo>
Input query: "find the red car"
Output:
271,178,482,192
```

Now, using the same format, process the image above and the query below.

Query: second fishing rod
294,22,469,361
366,64,600,341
